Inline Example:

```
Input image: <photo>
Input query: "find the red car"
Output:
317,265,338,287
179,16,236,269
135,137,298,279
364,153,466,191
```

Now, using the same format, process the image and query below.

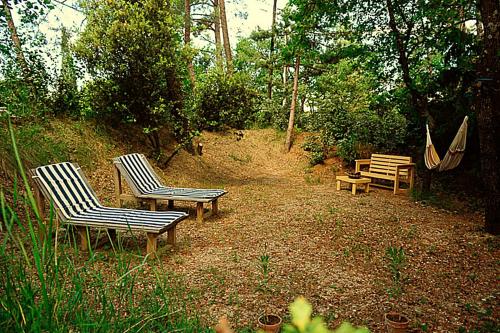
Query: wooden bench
355,154,415,194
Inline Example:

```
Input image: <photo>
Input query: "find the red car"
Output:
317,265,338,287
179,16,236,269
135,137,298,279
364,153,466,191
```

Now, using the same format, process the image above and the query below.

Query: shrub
309,60,407,163
302,136,325,166
193,69,259,131
74,0,189,153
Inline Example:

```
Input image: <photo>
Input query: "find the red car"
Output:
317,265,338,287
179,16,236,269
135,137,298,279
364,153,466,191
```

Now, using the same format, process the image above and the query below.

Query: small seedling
386,246,406,298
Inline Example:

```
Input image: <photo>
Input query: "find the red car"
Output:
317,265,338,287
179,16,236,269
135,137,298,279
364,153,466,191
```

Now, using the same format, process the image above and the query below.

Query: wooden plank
372,154,411,161
361,172,411,182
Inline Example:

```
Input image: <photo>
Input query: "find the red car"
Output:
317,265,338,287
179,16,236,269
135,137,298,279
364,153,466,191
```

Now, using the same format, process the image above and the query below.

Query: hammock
425,116,468,172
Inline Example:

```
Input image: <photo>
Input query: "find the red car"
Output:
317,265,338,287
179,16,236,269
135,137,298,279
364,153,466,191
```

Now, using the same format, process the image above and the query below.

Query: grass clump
0,118,208,332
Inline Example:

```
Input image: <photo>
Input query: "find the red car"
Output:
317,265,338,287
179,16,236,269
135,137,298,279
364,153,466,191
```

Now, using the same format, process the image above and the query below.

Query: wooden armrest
355,159,371,172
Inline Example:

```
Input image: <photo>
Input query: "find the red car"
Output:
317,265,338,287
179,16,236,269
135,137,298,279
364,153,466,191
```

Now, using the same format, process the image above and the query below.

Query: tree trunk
267,0,278,99
282,32,289,108
218,0,233,74
385,0,419,112
477,0,500,235
2,0,33,91
184,0,195,86
213,0,223,70
285,56,300,152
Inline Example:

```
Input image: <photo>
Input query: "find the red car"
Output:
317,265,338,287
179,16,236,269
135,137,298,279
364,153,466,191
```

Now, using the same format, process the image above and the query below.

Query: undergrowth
0,118,208,332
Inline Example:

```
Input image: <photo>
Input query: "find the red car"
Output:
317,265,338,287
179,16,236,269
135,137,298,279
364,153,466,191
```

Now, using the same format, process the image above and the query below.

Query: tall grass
0,118,209,332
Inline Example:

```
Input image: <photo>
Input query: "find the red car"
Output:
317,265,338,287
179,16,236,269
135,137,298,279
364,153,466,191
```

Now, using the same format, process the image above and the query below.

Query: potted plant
258,314,282,333
384,312,409,333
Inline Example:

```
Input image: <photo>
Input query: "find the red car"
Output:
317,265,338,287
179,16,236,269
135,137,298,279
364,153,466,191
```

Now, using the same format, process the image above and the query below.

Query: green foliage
283,297,369,333
75,0,189,151
0,119,208,332
0,1,53,116
52,27,79,116
385,246,406,298
308,60,407,163
193,68,259,131
302,135,325,166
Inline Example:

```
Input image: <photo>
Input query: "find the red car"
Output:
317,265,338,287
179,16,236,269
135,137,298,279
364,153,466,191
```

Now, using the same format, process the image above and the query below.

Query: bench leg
212,199,219,216
146,232,158,254
365,183,370,193
168,200,174,209
394,178,400,195
167,226,176,245
196,202,204,222
351,184,357,195
76,226,89,252
336,180,341,191
409,168,415,191
149,199,157,211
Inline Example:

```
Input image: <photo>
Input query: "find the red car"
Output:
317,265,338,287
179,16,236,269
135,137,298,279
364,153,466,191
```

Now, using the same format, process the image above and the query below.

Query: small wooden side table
336,176,371,195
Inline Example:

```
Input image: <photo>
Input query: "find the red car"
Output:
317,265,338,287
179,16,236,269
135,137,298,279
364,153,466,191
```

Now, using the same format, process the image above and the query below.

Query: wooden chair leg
365,183,370,193
76,226,89,252
336,180,341,191
113,166,123,207
394,179,400,195
196,202,204,222
212,200,219,216
146,232,158,254
351,184,357,195
167,226,176,245
409,168,415,191
149,199,157,211
168,200,174,209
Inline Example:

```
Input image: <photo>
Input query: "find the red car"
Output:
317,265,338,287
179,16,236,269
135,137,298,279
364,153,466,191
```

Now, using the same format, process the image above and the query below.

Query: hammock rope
425,116,468,172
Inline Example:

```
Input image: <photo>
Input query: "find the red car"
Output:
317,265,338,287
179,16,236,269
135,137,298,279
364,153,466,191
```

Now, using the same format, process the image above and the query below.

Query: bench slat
372,154,411,161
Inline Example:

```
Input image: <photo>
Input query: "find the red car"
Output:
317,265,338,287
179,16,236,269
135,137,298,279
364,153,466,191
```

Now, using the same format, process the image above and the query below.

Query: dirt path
127,129,498,332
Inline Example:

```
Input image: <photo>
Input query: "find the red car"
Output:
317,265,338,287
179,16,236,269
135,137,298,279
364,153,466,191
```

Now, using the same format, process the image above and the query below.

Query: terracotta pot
258,314,282,333
385,312,409,333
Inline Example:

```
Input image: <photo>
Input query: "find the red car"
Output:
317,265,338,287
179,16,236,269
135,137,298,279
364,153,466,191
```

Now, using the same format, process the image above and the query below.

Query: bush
193,69,259,131
74,0,189,153
309,60,407,163
302,136,325,166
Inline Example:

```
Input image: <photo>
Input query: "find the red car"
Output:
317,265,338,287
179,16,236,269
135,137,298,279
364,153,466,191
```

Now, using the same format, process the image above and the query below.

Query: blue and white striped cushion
117,153,162,194
117,153,226,199
34,162,188,232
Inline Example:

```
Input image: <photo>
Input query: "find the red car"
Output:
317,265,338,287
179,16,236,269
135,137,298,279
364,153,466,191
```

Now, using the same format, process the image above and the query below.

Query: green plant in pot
384,246,410,333
257,245,282,333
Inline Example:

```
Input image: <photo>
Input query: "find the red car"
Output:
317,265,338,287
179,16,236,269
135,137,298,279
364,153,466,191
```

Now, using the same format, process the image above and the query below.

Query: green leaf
290,297,312,331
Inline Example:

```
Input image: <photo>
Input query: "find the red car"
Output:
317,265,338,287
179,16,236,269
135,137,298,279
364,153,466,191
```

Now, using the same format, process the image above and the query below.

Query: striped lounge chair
113,153,227,222
31,162,188,254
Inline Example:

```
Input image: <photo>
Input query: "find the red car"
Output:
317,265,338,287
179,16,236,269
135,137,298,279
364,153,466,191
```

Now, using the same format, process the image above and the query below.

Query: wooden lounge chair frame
30,164,187,254
113,154,227,222
355,154,415,194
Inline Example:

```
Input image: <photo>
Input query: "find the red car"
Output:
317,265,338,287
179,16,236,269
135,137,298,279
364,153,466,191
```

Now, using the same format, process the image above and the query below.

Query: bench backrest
369,154,412,177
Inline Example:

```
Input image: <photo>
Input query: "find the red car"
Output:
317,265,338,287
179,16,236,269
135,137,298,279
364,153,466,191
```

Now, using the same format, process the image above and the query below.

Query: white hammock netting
425,116,468,172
